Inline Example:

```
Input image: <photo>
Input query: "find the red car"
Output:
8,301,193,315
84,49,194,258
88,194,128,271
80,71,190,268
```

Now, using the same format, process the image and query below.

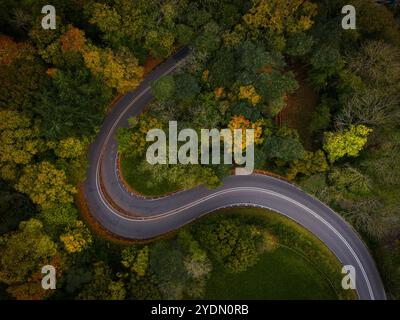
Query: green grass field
206,247,337,300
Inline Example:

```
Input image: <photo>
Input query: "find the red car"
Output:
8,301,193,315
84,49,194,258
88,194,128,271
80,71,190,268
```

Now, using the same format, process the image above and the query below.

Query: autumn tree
0,219,57,286
84,44,143,93
0,36,45,111
60,220,93,254
51,137,87,159
323,125,373,163
16,161,77,209
0,110,44,181
243,0,317,35
228,115,264,150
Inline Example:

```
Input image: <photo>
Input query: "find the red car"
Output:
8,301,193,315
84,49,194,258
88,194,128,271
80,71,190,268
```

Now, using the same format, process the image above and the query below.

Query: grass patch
120,155,179,196
201,207,357,300
206,247,337,299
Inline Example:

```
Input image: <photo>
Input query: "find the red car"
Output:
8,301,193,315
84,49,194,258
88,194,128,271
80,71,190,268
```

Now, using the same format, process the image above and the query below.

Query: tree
256,70,298,116
285,32,314,57
60,220,93,254
349,0,400,45
151,75,175,102
228,115,264,150
0,110,44,181
193,21,221,53
348,40,400,94
150,241,187,299
121,246,149,277
16,161,77,209
208,48,235,87
34,68,112,139
52,137,86,159
38,203,78,237
0,219,57,286
236,41,271,77
117,114,164,158
84,44,143,93
0,183,35,235
230,101,261,122
197,219,260,273
0,36,44,111
323,125,373,163
328,166,372,197
175,73,200,101
264,133,305,163
238,85,262,106
287,151,329,180
144,28,175,58
243,0,317,35
78,262,126,300
335,90,399,128
310,97,332,133
178,230,212,280
309,44,345,88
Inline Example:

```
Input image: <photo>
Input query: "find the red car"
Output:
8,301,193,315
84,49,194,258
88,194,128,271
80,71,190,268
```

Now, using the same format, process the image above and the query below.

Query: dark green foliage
34,68,112,139
175,73,201,101
264,136,305,163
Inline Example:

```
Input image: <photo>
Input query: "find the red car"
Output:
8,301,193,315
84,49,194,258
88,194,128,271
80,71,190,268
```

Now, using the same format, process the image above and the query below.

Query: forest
0,0,400,300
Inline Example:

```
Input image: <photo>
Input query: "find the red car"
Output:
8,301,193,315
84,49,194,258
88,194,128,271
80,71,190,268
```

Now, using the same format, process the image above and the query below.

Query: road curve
84,48,386,300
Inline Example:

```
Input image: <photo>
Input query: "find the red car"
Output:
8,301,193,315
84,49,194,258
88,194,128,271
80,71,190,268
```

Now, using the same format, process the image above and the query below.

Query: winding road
84,48,386,300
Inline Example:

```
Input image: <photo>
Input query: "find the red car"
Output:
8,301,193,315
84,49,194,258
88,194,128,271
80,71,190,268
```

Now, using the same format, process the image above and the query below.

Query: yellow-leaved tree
60,220,93,254
84,44,143,93
323,125,373,163
16,161,77,209
228,115,264,150
0,110,44,181
243,0,317,34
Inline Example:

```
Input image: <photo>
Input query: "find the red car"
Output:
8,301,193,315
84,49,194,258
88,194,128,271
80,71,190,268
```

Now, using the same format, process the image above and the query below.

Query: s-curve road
84,48,386,300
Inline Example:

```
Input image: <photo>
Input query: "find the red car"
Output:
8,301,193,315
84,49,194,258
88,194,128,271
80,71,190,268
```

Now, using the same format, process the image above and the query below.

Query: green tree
209,48,235,87
264,135,305,163
175,74,200,101
34,68,112,139
285,32,314,57
287,151,329,180
151,75,176,102
117,114,164,158
78,262,126,300
197,219,260,273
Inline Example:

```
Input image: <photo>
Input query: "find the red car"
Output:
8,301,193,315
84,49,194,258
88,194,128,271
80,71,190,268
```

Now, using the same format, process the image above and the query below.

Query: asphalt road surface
84,48,386,300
